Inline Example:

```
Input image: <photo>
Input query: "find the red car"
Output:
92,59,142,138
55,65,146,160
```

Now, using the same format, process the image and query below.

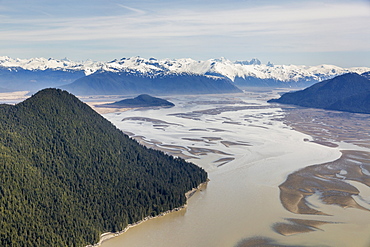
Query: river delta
93,90,370,247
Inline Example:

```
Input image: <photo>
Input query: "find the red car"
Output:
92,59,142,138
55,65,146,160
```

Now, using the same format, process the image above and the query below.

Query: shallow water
99,92,370,247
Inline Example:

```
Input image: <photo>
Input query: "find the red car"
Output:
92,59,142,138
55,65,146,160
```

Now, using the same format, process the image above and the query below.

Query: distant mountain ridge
61,71,242,95
1,56,369,92
0,66,85,92
268,73,370,114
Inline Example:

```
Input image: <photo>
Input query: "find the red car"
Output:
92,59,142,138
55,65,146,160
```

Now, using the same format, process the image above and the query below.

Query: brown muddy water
98,92,370,247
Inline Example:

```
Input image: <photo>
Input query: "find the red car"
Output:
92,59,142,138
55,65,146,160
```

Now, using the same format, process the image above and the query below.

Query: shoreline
86,180,208,247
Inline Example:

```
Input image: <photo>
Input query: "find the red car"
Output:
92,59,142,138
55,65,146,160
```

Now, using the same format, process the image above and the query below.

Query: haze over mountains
0,56,369,95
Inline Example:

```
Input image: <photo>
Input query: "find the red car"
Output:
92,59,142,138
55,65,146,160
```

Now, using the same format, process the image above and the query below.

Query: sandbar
279,150,370,215
221,141,251,147
86,101,131,114
187,146,232,156
273,218,334,236
0,90,29,103
282,107,370,149
121,117,183,126
213,157,235,167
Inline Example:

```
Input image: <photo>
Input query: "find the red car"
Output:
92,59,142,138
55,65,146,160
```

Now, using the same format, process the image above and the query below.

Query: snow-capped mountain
2,56,368,80
0,56,369,93
0,56,96,74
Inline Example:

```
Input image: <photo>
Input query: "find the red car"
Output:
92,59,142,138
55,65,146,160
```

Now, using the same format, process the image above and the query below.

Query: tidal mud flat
264,107,370,245
100,92,370,247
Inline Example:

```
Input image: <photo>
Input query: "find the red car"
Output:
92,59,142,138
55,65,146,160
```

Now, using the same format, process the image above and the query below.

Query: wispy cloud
116,4,146,15
0,0,369,63
2,2,369,39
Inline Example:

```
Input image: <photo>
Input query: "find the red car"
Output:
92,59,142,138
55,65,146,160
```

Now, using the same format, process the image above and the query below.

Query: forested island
102,94,175,108
0,88,207,246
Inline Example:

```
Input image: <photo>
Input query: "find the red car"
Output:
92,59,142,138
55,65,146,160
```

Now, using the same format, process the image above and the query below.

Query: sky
0,0,370,67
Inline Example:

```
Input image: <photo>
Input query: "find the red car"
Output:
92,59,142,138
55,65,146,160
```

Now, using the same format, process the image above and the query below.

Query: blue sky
1,0,369,67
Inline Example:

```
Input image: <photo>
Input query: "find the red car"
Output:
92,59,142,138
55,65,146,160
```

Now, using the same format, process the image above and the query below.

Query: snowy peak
0,56,98,75
235,58,262,65
0,56,70,70
0,56,369,83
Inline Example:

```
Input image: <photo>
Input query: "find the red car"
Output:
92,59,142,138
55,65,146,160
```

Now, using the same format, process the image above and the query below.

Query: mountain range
268,73,370,114
1,56,369,95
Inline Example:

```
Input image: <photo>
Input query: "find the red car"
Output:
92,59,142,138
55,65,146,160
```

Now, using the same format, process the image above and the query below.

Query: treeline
0,88,207,246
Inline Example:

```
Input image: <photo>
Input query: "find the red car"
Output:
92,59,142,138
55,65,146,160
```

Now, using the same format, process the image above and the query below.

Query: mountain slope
62,71,242,95
0,88,207,246
107,94,174,108
268,73,370,114
362,71,370,80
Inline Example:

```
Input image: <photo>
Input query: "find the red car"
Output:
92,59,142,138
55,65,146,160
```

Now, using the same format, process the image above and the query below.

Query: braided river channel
98,90,370,247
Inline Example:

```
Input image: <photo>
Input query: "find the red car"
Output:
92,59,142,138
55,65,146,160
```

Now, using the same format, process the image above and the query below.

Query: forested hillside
268,73,370,114
0,88,207,246
106,94,175,108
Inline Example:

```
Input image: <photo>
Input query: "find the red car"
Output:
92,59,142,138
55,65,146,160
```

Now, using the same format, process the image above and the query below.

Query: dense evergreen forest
106,94,175,108
268,73,370,114
0,88,207,246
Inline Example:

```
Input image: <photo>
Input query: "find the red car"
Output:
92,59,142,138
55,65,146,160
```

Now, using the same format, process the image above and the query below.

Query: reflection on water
99,92,370,247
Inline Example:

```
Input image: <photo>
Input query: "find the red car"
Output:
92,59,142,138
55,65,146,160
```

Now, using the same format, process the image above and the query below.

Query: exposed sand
86,101,132,114
168,105,280,120
273,218,335,236
0,91,29,103
221,140,251,147
208,128,228,132
213,157,235,167
187,146,232,156
223,121,243,125
189,128,209,131
282,107,370,149
128,136,197,159
202,136,223,141
267,105,370,239
279,150,370,215
182,138,205,142
122,117,183,126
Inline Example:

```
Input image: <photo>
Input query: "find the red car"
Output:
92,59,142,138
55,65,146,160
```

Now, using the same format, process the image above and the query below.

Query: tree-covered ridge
268,73,370,114
106,94,175,108
0,88,207,247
